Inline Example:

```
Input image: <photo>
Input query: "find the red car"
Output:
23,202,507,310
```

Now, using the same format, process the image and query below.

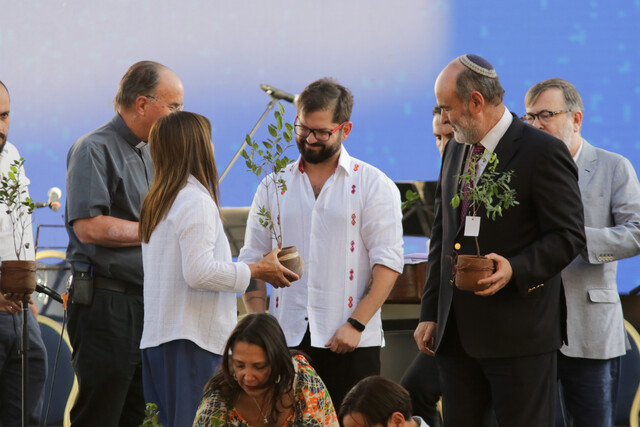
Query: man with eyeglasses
65,60,184,426
524,78,640,427
240,77,404,407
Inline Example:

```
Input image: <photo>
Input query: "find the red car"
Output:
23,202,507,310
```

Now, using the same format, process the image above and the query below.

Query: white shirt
0,142,35,262
140,175,251,354
238,148,404,348
462,107,513,181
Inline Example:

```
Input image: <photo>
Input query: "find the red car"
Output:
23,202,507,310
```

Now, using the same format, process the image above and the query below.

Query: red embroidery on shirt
349,269,354,280
276,296,279,308
354,164,359,171
350,241,355,252
351,213,356,226
351,185,356,194
348,296,354,308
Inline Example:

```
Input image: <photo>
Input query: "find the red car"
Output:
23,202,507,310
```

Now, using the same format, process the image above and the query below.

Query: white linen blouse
140,175,250,355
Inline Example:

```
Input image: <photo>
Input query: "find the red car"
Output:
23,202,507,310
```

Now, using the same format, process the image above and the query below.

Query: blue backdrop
1,1,639,291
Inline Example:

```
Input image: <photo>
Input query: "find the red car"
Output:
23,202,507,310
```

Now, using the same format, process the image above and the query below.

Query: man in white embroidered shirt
239,77,404,407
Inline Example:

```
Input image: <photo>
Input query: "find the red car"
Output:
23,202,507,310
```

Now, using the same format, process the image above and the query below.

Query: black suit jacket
420,113,586,358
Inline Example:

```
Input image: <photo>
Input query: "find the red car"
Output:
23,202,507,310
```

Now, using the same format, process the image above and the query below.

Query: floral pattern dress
193,355,339,426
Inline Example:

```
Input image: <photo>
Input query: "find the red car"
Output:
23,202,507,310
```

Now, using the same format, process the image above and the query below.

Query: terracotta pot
453,255,495,291
0,260,37,294
277,246,304,280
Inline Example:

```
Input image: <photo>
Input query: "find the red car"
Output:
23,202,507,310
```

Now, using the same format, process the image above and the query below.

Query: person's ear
468,91,485,114
134,95,149,115
341,122,353,140
571,110,583,132
388,412,406,426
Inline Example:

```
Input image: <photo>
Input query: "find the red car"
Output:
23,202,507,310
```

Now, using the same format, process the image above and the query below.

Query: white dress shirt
0,142,34,261
140,175,251,355
238,148,404,348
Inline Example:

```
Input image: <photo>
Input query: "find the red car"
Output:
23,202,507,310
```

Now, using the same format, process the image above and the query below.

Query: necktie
459,143,486,222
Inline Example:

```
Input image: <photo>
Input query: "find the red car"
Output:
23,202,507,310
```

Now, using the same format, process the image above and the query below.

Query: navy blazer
420,113,586,358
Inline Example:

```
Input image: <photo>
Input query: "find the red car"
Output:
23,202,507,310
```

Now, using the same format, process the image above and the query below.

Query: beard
0,132,6,153
296,134,342,164
451,105,482,144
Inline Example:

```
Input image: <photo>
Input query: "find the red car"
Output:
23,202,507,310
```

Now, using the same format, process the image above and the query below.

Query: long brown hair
203,313,299,424
139,111,220,243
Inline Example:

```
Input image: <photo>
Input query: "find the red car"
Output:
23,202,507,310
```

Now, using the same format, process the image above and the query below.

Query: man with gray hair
524,78,640,427
65,61,184,426
414,55,585,426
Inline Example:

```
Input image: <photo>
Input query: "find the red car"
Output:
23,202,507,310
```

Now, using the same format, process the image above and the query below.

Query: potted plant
240,103,304,278
450,150,518,291
0,158,37,294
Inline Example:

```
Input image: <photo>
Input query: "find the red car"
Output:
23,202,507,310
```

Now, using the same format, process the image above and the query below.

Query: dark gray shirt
65,114,153,286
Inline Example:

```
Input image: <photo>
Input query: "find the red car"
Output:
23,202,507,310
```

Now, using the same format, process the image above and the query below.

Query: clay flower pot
0,260,37,294
277,246,304,280
453,255,495,291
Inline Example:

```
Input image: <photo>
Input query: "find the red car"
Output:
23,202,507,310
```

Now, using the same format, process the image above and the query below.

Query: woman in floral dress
193,313,338,426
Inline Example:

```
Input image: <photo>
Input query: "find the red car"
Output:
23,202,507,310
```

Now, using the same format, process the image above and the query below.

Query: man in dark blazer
414,55,586,426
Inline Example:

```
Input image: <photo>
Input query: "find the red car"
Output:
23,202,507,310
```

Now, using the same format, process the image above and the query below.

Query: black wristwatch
347,317,366,332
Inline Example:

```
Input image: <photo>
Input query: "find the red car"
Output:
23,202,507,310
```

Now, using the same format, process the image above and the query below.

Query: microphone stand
219,97,278,183
20,297,30,427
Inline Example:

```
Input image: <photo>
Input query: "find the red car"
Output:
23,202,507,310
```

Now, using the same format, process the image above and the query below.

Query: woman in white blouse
138,111,297,427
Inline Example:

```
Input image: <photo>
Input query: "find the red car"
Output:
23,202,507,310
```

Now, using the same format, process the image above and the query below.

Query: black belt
93,276,143,296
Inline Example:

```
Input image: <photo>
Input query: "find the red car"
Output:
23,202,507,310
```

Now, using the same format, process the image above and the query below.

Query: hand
1,293,23,314
325,322,362,354
414,321,437,356
475,253,513,296
253,249,299,289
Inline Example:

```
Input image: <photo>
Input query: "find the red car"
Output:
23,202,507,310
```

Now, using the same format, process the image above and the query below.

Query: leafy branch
241,103,295,249
451,151,518,255
0,158,35,260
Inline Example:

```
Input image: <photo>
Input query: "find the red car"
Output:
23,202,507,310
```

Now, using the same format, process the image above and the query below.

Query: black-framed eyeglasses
293,116,347,142
145,95,185,112
520,109,570,124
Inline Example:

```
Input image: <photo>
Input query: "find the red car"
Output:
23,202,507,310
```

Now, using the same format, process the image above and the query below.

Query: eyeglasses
293,116,347,142
145,95,185,112
520,109,570,124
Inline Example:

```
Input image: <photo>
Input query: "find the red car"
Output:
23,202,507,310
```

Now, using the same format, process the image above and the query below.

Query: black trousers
436,315,557,427
400,351,442,427
293,327,380,408
67,288,145,427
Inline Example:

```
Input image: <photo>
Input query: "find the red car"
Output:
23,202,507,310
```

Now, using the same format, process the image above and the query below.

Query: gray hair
525,78,584,113
113,61,167,111
455,67,505,106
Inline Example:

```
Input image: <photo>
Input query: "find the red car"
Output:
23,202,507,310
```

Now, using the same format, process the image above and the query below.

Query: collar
112,113,145,148
572,138,584,163
295,147,353,176
476,106,512,153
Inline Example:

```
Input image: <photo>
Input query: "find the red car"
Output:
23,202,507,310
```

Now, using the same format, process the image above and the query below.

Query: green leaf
451,193,460,208
268,124,278,137
278,102,285,116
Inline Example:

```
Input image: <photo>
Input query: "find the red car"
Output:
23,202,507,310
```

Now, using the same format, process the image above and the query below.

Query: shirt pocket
588,288,619,303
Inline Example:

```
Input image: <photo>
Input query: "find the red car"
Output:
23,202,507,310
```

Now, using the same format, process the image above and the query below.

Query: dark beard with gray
296,136,342,164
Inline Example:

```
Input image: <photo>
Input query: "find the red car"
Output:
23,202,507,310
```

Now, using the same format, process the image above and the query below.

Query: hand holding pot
250,248,299,289
474,253,513,296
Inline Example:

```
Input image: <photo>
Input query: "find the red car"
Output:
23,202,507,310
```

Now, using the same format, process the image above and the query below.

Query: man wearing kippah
524,78,640,427
414,55,586,426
